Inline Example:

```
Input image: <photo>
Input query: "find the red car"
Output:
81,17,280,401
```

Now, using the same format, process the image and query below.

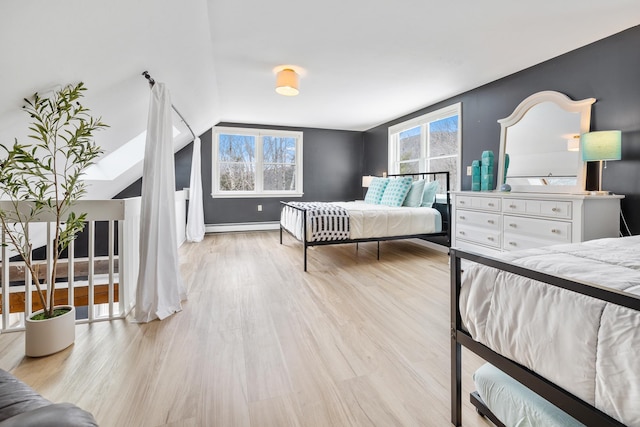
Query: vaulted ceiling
1,1,638,198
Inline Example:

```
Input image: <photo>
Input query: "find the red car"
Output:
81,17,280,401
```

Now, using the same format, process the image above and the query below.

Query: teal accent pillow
364,177,389,204
402,179,426,207
380,177,413,207
420,180,439,208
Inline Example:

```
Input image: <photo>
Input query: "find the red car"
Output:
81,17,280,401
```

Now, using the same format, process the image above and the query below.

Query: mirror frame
497,90,595,193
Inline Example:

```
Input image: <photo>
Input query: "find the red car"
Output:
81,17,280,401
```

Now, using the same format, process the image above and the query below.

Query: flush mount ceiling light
275,68,299,96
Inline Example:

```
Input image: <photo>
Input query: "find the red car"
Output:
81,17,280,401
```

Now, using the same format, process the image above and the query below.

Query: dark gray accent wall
364,25,640,235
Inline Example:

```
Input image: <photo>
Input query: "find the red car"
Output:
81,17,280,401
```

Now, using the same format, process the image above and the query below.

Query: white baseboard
205,221,280,233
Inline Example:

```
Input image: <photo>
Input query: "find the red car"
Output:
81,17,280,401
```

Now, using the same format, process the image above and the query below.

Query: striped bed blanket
281,202,350,242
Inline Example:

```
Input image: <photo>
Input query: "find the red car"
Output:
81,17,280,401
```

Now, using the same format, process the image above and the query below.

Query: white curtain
186,136,205,242
135,82,186,323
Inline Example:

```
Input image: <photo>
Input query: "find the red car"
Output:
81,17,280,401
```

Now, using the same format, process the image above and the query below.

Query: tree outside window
388,103,461,192
213,128,303,197
218,134,256,191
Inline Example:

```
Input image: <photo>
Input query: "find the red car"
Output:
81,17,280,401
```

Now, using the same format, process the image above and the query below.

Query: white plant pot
25,306,76,357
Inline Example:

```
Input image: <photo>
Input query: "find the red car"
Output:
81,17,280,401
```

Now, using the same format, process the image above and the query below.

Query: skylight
83,126,180,181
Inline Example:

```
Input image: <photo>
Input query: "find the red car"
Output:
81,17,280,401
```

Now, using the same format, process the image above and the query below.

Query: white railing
0,191,188,332
0,200,126,331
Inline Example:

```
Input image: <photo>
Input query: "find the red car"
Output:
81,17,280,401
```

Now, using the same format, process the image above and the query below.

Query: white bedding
460,236,640,426
281,201,442,241
332,201,441,239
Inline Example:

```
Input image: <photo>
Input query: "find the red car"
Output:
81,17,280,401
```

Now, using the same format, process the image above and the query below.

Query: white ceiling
209,0,640,131
0,0,638,197
0,0,219,198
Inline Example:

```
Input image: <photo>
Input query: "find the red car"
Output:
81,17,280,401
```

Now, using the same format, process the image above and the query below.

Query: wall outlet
257,204,262,212
466,166,472,176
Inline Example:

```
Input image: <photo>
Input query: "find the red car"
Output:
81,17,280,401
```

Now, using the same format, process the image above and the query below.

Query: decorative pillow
380,177,413,207
421,180,439,208
402,179,426,207
364,177,389,204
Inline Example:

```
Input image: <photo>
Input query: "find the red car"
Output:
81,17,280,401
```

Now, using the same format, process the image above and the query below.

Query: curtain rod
142,71,196,141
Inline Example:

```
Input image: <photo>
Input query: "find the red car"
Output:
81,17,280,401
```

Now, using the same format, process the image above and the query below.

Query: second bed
280,172,450,271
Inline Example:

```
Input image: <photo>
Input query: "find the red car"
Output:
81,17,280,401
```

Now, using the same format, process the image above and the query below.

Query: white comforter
460,236,640,426
331,201,441,239
281,201,441,241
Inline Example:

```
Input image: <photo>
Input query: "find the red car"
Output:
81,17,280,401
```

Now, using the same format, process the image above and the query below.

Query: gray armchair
0,370,97,426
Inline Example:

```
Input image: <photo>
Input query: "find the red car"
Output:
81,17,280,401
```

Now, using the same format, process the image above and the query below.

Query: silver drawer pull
509,223,517,228
509,242,517,246
459,231,465,235
488,203,494,207
552,207,559,212
551,229,560,234
487,220,494,224
459,216,465,220
509,204,516,209
487,237,494,241
459,201,466,204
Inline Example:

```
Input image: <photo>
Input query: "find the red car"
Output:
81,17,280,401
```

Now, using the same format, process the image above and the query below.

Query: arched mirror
497,91,595,193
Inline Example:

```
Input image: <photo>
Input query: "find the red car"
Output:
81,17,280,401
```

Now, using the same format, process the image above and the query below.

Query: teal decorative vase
471,160,481,191
481,151,494,191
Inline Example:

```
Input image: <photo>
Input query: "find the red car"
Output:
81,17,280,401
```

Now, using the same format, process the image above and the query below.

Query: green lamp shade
581,130,622,161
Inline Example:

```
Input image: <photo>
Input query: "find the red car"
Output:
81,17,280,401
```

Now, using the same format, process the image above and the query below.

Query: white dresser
451,191,623,256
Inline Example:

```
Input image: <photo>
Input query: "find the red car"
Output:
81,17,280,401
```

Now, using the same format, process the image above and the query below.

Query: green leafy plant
0,82,107,319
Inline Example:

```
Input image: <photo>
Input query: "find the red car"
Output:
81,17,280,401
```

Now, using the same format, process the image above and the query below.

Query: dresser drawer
538,200,572,219
503,199,527,213
503,233,563,252
456,224,501,249
504,199,572,219
456,195,501,212
503,215,571,243
453,239,503,258
456,209,501,231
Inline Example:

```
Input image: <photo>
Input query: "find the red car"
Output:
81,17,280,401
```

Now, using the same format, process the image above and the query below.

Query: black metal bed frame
450,248,640,427
279,171,451,272
470,391,506,427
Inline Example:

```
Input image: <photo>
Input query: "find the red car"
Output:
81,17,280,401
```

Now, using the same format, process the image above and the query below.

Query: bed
280,172,450,271
451,236,640,427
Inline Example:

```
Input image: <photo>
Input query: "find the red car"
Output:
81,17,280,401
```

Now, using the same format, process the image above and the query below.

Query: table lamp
580,130,621,194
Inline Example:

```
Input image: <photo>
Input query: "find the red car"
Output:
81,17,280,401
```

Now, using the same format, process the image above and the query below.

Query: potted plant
0,82,106,357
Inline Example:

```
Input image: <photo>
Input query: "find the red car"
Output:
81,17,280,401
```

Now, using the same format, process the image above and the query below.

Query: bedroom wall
363,25,640,235
117,124,364,225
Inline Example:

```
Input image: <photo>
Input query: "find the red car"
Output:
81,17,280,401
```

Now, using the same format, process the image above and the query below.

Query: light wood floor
0,231,492,427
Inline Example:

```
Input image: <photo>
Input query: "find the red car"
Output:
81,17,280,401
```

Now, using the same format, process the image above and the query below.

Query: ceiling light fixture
275,68,299,96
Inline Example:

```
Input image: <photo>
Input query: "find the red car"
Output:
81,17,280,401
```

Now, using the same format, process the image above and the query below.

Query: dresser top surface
451,191,624,201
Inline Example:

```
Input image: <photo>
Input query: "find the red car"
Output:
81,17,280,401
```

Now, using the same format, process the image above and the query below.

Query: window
388,103,461,191
213,127,303,197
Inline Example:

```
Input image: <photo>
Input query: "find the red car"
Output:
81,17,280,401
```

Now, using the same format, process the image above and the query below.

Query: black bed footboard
450,248,639,427
280,202,311,271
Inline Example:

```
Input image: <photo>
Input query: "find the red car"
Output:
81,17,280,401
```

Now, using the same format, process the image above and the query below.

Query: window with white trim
212,127,303,197
388,103,461,191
